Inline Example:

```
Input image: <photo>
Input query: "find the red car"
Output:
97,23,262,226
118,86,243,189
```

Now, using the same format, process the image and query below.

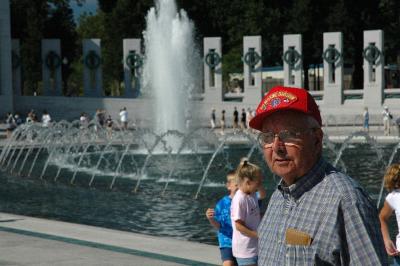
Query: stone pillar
83,39,103,97
203,37,222,103
12,39,21,96
283,34,303,88
363,30,384,107
243,36,262,103
0,0,13,114
42,39,62,96
322,32,343,107
123,39,141,98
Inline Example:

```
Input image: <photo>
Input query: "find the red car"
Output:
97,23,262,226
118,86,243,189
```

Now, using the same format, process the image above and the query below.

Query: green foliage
98,0,117,13
66,57,84,96
222,47,243,87
77,12,105,39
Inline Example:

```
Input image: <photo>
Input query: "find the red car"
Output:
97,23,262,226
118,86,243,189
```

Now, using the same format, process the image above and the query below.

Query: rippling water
0,143,398,245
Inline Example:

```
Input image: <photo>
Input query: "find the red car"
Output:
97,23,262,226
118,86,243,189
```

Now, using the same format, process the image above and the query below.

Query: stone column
123,39,141,98
83,39,103,97
203,37,222,103
363,30,384,107
322,32,343,107
243,36,262,103
42,39,62,96
283,34,303,88
0,0,13,114
12,39,21,96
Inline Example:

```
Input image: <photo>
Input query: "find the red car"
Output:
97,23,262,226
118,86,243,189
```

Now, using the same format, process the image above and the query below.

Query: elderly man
249,86,387,265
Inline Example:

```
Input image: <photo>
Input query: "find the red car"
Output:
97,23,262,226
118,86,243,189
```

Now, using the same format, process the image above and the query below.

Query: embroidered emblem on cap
259,91,298,112
271,98,281,107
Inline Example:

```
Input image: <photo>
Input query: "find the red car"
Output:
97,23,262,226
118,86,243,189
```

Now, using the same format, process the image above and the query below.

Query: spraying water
142,0,201,133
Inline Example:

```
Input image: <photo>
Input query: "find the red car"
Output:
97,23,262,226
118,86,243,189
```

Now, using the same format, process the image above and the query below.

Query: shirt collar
278,157,327,200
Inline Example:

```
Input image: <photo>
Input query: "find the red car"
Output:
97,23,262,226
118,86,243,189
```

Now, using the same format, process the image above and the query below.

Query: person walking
220,110,226,135
233,107,239,129
106,115,113,139
396,116,400,137
249,85,387,265
379,164,400,265
94,109,106,131
79,113,88,129
14,113,23,126
246,108,253,130
41,110,51,128
210,108,216,129
240,108,247,130
5,112,16,138
119,107,128,130
383,106,393,136
99,109,106,127
363,107,369,132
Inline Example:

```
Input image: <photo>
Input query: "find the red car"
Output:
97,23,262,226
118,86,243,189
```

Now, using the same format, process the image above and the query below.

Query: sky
70,0,98,22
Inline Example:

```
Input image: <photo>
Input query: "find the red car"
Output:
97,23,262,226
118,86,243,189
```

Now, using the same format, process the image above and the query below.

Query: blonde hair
235,158,262,184
384,164,400,192
226,169,237,183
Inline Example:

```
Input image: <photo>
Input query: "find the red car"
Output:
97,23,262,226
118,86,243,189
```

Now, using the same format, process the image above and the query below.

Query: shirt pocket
285,245,315,266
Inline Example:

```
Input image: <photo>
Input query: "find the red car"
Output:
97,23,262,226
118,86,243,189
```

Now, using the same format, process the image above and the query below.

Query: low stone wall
6,95,399,129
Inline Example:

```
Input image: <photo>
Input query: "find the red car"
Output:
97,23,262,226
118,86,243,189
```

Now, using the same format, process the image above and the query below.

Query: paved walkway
0,212,219,266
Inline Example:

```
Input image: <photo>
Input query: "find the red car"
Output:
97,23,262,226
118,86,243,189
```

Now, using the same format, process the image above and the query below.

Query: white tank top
386,190,400,249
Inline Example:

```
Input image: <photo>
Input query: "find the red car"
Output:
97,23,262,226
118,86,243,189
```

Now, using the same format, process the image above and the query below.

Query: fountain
142,0,201,133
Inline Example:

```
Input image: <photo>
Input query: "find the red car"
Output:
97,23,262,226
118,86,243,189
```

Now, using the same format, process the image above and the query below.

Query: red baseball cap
249,86,322,131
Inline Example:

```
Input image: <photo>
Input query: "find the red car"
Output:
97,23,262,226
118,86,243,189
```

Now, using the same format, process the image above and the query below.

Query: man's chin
273,161,292,171
273,168,295,180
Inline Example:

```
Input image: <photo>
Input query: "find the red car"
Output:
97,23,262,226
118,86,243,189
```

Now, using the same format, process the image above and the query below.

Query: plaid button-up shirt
258,158,387,265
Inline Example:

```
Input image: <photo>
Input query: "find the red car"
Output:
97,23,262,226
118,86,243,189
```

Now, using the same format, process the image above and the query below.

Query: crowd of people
2,106,131,139
213,104,400,138
210,107,256,135
206,86,394,266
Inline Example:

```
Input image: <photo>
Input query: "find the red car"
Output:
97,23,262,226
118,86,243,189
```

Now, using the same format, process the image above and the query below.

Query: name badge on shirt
285,228,313,246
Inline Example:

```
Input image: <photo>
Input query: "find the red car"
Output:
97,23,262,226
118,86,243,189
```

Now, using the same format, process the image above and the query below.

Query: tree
75,12,105,95
44,1,78,95
260,0,292,67
286,0,330,90
99,0,153,96
379,0,400,64
326,0,381,89
11,0,47,95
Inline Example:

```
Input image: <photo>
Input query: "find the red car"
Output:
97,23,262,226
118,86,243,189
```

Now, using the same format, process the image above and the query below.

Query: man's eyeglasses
257,128,317,147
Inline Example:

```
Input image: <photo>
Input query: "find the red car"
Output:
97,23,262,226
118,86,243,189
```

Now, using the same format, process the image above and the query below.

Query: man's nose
271,135,285,153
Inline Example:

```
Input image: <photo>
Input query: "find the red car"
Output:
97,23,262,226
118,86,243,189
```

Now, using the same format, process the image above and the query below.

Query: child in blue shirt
206,170,238,266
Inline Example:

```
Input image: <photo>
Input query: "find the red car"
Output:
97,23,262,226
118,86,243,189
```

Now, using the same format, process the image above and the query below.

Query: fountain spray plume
142,0,202,134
